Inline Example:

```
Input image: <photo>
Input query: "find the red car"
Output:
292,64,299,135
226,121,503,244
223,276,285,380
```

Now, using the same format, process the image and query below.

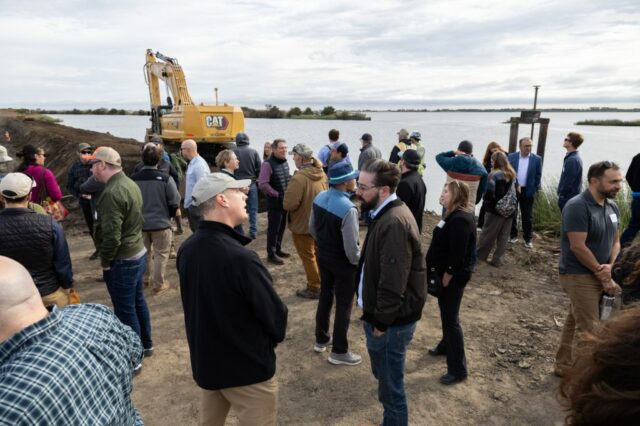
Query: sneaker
313,338,332,353
524,241,533,249
276,250,291,258
133,363,143,376
268,255,285,265
509,238,518,243
143,347,154,358
296,288,320,300
328,351,362,366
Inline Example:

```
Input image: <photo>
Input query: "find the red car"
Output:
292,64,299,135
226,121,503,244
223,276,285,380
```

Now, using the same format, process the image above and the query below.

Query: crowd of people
0,126,639,425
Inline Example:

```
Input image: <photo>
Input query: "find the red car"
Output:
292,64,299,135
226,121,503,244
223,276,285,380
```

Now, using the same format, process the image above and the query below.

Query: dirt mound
0,111,143,230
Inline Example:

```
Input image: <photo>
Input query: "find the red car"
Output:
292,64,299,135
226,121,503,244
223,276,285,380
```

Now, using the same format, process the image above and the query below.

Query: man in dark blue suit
508,137,542,249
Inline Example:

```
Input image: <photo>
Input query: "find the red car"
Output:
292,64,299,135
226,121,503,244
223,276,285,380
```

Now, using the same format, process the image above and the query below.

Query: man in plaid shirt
0,256,143,425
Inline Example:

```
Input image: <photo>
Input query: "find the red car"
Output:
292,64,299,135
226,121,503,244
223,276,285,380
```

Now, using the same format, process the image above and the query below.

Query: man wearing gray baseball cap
178,173,288,426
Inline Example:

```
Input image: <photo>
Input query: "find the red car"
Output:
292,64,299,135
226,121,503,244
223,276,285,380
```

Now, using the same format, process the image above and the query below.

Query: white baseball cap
0,172,35,199
191,173,251,206
0,145,12,162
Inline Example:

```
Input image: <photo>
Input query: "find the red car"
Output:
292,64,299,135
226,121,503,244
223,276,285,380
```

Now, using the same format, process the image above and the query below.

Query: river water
50,112,640,211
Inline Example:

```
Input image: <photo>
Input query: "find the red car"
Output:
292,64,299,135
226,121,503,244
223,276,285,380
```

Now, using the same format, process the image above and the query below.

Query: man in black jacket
396,149,427,233
355,159,426,426
177,172,288,426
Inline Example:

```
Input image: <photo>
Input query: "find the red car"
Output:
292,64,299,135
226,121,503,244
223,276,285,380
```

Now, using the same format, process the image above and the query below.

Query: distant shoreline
574,119,640,126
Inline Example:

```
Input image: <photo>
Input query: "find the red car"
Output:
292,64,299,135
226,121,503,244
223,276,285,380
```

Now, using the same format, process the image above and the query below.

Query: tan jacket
283,158,328,234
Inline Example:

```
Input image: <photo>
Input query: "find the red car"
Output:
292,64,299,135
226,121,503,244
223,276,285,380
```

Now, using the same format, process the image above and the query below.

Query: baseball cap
361,133,372,142
88,146,122,166
0,172,35,199
327,160,359,185
78,142,93,152
289,143,313,158
330,142,349,157
150,135,164,145
401,149,421,166
0,145,12,162
409,131,422,141
191,173,251,206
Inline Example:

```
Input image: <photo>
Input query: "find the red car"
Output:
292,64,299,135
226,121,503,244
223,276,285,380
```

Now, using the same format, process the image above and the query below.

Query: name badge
437,220,446,229
610,213,618,223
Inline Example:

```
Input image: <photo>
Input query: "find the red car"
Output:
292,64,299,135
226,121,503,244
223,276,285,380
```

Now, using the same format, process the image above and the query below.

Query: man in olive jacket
283,144,327,299
90,147,153,367
355,159,426,426
178,173,288,425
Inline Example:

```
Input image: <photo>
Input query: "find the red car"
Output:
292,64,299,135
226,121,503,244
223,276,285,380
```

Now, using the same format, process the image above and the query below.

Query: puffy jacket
436,151,488,205
358,199,426,331
283,158,327,234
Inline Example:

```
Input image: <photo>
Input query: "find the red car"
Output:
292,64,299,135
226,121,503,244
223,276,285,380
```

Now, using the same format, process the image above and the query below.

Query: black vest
0,209,58,296
266,156,290,209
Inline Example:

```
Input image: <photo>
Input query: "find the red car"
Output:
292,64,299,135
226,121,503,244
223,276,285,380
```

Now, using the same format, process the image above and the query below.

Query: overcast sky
1,0,638,110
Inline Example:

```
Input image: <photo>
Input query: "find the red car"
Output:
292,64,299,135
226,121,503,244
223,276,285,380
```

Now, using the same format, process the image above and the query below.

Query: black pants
315,259,357,354
435,272,470,378
266,207,287,257
79,197,94,236
510,191,534,243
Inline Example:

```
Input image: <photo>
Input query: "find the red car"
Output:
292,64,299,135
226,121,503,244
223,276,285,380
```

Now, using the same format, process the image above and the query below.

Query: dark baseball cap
361,133,372,142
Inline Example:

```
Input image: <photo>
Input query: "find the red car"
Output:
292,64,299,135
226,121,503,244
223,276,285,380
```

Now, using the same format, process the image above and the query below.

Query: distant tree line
375,107,640,113
14,108,149,116
241,105,370,120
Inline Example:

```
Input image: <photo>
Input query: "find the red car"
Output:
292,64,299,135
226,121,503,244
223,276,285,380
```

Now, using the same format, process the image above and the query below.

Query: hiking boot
296,288,319,300
276,250,291,258
268,255,285,265
524,241,534,249
143,347,154,358
314,338,332,353
328,351,362,366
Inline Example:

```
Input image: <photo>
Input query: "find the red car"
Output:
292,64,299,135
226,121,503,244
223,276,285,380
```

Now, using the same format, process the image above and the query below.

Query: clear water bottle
599,293,615,321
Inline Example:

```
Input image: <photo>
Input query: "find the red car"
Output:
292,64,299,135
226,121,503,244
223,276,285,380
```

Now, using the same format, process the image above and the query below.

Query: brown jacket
359,198,426,331
283,158,328,235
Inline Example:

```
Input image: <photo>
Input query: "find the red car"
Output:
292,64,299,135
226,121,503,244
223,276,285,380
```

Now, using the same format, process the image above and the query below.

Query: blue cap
328,160,359,185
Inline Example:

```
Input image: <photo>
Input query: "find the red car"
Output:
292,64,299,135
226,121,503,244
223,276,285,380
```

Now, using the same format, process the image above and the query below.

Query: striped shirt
0,304,143,425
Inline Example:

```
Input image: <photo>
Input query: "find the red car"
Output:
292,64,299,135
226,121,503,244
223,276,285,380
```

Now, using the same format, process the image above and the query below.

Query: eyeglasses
356,183,378,191
80,150,93,154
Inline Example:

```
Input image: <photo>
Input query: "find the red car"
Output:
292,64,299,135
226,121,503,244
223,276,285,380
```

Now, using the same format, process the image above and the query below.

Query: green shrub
533,179,631,235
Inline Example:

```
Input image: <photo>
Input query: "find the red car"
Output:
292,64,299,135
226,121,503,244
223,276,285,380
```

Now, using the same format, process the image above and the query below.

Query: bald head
0,256,48,341
180,139,198,161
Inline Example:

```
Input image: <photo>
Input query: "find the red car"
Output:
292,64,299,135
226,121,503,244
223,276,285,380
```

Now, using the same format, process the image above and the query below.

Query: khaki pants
200,377,278,426
41,287,68,308
554,274,605,372
291,233,321,292
143,228,172,289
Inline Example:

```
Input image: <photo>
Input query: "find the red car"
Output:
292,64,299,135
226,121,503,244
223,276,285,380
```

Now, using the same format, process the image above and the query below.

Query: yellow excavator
143,49,245,162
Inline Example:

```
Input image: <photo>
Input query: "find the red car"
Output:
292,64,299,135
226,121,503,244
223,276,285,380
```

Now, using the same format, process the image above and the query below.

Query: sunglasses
80,150,93,154
36,152,48,157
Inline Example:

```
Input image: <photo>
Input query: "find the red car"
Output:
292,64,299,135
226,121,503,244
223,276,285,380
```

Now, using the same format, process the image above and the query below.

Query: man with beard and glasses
355,159,426,426
554,161,623,378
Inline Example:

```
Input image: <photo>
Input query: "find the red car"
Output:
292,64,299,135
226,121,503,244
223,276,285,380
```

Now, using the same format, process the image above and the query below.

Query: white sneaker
524,241,533,249
328,351,362,366
509,238,518,243
313,338,332,353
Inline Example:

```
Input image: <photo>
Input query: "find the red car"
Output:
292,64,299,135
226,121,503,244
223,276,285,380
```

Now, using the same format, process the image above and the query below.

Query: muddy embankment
0,111,143,231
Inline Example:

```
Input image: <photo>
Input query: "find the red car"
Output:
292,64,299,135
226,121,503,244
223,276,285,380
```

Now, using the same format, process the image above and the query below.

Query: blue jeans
364,321,416,426
621,197,640,247
104,255,153,350
247,182,258,237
